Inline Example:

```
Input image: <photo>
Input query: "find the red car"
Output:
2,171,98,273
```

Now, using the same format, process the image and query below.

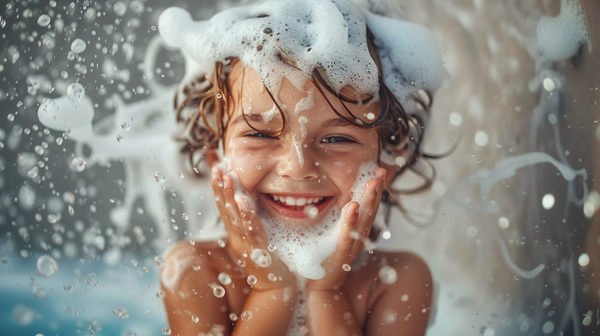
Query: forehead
226,61,380,126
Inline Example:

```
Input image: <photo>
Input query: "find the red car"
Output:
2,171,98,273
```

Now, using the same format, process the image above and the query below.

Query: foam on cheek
259,207,341,280
350,161,379,212
216,157,257,214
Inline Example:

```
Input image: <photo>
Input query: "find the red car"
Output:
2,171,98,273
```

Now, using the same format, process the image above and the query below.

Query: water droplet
179,172,184,179
216,93,222,99
36,255,58,277
71,38,86,53
191,314,199,323
34,145,44,155
154,172,165,184
71,157,86,172
218,273,232,285
33,286,46,298
212,284,225,298
578,253,590,267
401,294,409,302
56,137,63,145
378,266,397,284
256,165,261,170
474,131,489,146
120,122,130,131
67,82,85,102
229,313,238,321
263,27,273,34
250,249,272,268
498,217,509,229
496,142,503,148
161,327,171,335
182,213,189,220
342,263,352,272
27,166,40,178
241,310,252,321
542,298,551,308
247,275,257,286
268,273,277,282
395,156,406,167
0,254,9,264
217,239,226,248
116,134,124,143
297,317,306,325
366,112,375,120
37,14,51,27
154,256,164,266
542,194,555,210
543,77,556,92
267,243,277,252
113,1,127,16
381,231,391,240
143,267,148,273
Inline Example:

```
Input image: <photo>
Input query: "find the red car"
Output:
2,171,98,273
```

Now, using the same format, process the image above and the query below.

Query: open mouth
263,193,333,218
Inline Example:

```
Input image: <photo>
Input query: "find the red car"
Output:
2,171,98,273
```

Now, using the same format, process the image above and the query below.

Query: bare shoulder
346,251,433,335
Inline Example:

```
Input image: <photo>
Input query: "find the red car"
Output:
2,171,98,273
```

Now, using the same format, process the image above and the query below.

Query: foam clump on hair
158,0,446,112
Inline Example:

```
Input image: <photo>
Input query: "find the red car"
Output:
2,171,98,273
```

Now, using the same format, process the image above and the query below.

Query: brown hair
173,31,438,225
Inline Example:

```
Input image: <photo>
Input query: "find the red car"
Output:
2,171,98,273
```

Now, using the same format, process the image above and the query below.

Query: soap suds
261,104,279,123
294,88,314,115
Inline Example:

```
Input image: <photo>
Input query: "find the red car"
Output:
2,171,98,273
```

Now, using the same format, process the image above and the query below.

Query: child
158,0,444,335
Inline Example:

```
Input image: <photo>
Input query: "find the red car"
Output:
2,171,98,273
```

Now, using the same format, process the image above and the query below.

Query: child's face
222,63,381,226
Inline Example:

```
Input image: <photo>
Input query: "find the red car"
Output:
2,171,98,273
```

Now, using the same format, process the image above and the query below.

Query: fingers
333,201,360,261
211,166,243,238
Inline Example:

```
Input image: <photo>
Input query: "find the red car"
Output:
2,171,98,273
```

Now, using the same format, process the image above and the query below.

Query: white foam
537,0,591,62
261,104,279,123
350,161,379,212
294,88,314,115
158,0,446,112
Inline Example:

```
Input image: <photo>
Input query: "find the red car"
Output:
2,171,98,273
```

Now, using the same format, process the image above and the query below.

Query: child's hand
211,166,297,291
306,167,387,292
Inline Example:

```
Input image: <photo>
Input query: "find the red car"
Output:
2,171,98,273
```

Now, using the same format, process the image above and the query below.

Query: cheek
227,145,275,192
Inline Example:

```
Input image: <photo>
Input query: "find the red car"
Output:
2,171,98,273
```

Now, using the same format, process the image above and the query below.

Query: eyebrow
230,113,266,126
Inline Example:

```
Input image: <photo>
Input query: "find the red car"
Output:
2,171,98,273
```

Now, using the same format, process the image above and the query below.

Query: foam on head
158,0,446,113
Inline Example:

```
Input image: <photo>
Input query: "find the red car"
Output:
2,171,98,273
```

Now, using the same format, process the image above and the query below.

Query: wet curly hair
173,29,438,226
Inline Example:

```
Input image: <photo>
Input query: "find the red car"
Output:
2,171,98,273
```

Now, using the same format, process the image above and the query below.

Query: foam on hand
350,161,379,212
158,0,446,113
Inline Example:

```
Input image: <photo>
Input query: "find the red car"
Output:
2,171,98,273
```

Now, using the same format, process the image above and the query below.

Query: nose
277,139,319,180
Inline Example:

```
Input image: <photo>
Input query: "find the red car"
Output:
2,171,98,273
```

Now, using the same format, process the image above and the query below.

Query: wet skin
160,61,433,336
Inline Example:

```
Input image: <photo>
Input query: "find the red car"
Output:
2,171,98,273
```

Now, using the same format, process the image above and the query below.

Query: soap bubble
247,275,257,286
154,256,164,266
71,157,86,172
342,263,352,271
27,166,39,178
13,304,35,325
191,314,199,323
542,321,554,333
71,38,86,53
218,273,232,285
67,82,85,102
250,249,272,268
229,313,238,321
37,14,51,27
240,310,252,321
466,226,478,237
36,255,58,277
268,273,277,282
162,327,171,335
578,253,589,267
267,243,277,252
542,194,555,210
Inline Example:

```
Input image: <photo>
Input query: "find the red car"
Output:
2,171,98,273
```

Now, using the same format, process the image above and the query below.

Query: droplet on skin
305,205,319,218
247,275,257,286
218,273,232,285
181,213,189,220
36,255,58,277
212,284,226,298
191,314,199,323
250,249,272,268
366,112,375,120
449,112,462,126
229,313,238,321
401,294,409,302
474,131,489,146
342,263,351,271
268,273,277,281
240,310,252,321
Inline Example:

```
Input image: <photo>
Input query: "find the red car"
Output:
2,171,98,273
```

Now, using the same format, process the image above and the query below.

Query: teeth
270,195,325,206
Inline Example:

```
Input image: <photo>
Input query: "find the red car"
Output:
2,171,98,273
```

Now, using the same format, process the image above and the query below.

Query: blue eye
246,132,275,139
321,136,354,144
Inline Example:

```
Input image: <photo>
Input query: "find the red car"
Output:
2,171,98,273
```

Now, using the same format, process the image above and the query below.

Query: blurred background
0,0,598,335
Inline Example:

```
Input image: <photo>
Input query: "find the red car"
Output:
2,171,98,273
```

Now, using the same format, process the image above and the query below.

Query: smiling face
221,61,381,226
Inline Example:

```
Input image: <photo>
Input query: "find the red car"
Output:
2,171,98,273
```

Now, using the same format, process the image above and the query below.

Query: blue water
0,254,168,336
